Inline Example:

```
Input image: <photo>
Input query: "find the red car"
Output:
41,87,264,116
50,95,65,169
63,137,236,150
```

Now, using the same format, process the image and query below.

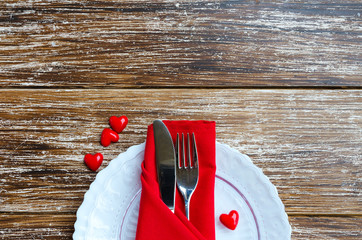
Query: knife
153,120,176,211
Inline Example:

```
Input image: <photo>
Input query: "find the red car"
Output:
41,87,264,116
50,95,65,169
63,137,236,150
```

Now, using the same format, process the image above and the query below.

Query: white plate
73,142,291,240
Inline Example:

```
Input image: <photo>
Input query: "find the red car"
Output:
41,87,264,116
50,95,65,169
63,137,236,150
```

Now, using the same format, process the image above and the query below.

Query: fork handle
181,190,193,220
184,197,190,220
177,187,193,220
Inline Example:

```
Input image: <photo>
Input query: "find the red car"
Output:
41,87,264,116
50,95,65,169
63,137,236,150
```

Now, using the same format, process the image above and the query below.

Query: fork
175,132,199,220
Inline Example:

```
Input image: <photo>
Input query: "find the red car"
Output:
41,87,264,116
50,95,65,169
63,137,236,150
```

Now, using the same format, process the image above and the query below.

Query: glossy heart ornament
101,128,119,147
84,153,103,171
109,116,128,133
220,210,239,230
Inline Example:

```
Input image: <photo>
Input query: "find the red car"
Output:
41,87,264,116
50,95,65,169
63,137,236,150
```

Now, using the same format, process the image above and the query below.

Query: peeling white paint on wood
0,89,361,238
0,0,361,239
0,89,361,213
0,1,361,87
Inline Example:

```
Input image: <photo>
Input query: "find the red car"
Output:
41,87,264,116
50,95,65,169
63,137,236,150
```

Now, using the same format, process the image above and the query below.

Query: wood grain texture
0,214,361,239
1,0,361,239
0,89,360,216
0,0,361,88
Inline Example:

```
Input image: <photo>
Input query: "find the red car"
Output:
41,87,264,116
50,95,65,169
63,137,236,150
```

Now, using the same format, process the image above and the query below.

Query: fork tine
175,133,180,168
192,133,198,168
187,133,191,169
181,133,186,168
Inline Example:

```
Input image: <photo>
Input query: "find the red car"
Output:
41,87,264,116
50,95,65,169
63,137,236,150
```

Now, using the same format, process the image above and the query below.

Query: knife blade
153,120,176,211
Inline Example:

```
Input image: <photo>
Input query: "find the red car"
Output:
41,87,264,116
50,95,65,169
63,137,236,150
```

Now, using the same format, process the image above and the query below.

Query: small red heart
220,210,239,230
84,153,103,171
101,128,119,147
109,115,128,133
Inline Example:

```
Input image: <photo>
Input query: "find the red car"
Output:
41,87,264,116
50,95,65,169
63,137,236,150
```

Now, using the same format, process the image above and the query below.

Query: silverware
175,132,199,220
153,120,176,211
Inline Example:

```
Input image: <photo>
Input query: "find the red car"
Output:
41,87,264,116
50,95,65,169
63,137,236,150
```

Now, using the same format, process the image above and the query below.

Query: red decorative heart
101,128,119,147
220,210,239,230
109,115,128,133
84,153,103,171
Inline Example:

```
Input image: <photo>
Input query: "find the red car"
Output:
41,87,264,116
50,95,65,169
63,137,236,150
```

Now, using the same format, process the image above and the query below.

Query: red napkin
135,120,216,240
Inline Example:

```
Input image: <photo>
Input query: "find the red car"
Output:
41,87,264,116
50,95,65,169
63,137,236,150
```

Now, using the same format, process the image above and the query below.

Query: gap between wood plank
0,86,361,90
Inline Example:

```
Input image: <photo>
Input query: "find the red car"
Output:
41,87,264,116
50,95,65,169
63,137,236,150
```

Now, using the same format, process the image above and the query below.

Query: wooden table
0,0,361,239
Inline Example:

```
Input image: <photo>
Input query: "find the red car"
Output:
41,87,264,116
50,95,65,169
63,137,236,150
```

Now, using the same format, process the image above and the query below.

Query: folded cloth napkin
135,120,216,240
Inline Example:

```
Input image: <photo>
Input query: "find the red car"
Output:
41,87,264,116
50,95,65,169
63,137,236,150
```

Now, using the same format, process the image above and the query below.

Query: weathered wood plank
0,214,361,239
0,0,361,87
0,213,74,239
290,216,362,239
0,89,360,215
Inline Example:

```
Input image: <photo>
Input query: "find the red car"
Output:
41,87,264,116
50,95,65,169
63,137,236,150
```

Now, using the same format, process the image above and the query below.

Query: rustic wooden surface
0,0,361,239
0,0,361,87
